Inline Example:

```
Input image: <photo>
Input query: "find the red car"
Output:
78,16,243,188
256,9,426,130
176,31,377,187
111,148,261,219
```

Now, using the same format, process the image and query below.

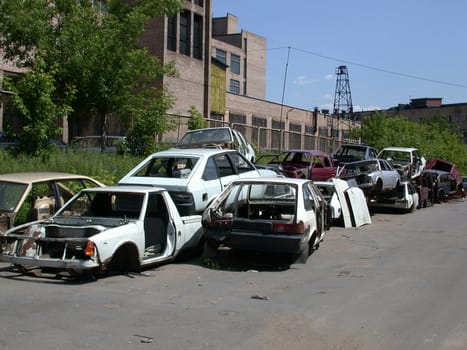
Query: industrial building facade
1,0,358,153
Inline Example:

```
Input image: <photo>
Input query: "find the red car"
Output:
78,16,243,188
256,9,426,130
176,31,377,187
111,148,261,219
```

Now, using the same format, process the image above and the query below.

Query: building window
230,113,246,124
216,49,226,65
193,14,203,59
230,54,240,74
167,15,177,52
252,116,266,127
318,127,328,137
194,0,203,6
179,11,191,56
230,79,240,94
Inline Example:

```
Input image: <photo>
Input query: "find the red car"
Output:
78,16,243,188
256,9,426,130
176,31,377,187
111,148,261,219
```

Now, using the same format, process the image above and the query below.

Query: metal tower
333,65,353,119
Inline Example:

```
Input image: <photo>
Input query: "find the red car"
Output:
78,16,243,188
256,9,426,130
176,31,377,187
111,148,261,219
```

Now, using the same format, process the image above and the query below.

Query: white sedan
119,148,277,216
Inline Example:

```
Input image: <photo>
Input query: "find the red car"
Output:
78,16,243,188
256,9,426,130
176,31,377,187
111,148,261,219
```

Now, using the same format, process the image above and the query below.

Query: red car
263,149,336,181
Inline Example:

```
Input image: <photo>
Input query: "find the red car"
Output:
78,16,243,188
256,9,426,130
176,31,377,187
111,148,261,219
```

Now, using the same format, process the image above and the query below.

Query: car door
302,183,320,242
201,156,225,209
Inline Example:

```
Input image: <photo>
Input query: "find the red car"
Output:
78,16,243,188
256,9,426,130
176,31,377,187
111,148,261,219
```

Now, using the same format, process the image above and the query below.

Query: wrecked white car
202,178,330,263
0,186,203,277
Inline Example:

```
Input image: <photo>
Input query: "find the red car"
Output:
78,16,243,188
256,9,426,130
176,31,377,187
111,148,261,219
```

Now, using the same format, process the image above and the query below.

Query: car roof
85,185,166,194
339,144,374,149
151,148,238,157
230,177,310,186
285,149,330,156
380,147,419,152
0,172,101,185
182,126,231,133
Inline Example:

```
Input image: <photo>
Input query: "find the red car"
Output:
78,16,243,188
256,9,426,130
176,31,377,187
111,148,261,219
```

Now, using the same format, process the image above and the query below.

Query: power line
266,46,467,89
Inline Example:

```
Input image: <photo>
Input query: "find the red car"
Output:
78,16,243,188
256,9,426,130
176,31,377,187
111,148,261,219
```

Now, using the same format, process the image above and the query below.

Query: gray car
338,158,401,195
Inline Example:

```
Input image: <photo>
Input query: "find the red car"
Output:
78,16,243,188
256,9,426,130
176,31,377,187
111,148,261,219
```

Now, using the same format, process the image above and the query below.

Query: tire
107,245,140,274
202,240,219,258
296,244,310,264
374,179,383,193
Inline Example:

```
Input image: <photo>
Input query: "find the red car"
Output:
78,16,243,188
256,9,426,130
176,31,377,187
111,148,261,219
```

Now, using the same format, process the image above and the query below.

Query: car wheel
374,179,383,193
296,244,310,264
202,240,219,258
107,244,140,274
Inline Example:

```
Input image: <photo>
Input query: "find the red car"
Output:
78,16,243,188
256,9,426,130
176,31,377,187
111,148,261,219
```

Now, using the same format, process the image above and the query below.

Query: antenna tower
333,65,353,118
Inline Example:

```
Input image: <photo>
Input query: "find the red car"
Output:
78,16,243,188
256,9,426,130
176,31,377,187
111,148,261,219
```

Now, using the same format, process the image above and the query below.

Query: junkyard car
118,148,278,215
421,169,458,202
0,186,203,276
378,147,426,180
331,143,378,168
0,172,104,233
368,181,419,212
176,127,256,162
202,178,330,263
261,149,336,181
337,158,401,196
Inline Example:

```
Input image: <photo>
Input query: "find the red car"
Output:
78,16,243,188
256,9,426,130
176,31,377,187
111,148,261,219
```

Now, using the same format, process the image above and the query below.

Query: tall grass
0,148,144,185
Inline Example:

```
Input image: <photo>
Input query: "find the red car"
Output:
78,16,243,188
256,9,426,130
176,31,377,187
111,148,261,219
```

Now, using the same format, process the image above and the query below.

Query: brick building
0,0,358,153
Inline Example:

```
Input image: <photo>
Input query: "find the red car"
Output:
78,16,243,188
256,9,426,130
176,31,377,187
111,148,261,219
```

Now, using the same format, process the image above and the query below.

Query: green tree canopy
187,106,208,130
349,111,467,173
0,0,183,153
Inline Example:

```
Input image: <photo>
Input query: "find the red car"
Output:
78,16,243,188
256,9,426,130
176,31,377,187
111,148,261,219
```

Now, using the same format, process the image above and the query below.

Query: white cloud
292,75,319,86
325,74,334,81
353,105,380,112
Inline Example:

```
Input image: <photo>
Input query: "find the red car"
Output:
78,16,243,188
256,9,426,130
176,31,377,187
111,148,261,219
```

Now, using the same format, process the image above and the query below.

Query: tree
187,106,208,130
0,0,183,153
124,86,176,156
4,58,74,155
349,111,467,173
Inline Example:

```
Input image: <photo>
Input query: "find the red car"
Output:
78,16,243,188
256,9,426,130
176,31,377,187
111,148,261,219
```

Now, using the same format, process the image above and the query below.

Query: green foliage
124,87,176,156
349,111,467,174
0,148,144,185
187,106,208,130
0,0,183,154
4,58,74,155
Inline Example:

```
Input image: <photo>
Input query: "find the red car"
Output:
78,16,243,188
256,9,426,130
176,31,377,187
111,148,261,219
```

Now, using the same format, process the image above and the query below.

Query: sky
212,0,467,112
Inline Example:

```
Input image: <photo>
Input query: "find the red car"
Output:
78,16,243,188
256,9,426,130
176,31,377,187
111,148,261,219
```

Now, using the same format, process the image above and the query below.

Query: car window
203,157,220,180
302,184,315,211
134,157,199,178
0,182,27,212
380,160,389,171
323,156,331,167
214,153,235,177
227,152,255,174
178,128,231,145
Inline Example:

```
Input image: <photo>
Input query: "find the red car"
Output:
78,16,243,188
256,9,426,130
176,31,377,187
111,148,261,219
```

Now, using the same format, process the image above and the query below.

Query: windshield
178,129,232,146
380,150,411,163
0,182,28,212
133,156,199,179
59,191,144,219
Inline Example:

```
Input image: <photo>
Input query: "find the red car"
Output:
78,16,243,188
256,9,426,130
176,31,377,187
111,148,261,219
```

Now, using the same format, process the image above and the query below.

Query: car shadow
179,248,303,272
0,264,99,284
